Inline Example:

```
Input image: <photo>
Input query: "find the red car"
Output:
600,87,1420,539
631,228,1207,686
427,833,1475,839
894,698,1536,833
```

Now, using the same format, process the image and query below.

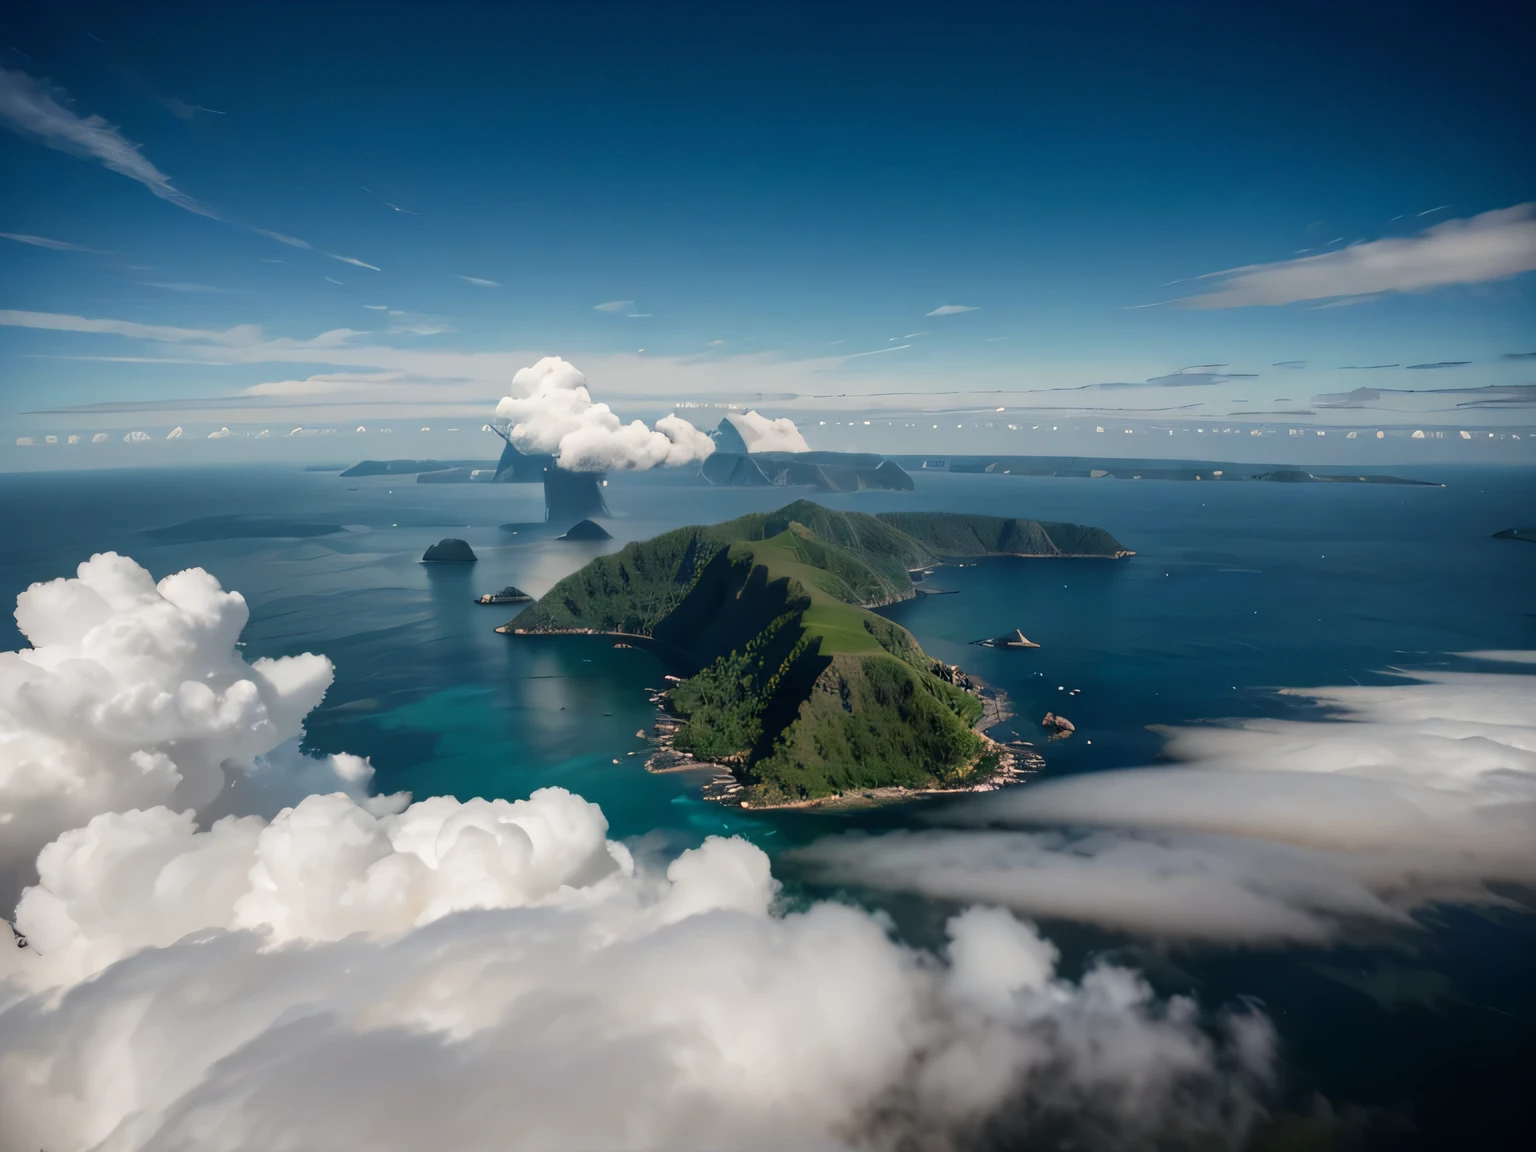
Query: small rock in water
422,538,477,562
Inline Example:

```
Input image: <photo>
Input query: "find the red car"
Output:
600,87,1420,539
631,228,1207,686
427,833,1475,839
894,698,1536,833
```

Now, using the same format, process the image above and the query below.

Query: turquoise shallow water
1,462,1533,1146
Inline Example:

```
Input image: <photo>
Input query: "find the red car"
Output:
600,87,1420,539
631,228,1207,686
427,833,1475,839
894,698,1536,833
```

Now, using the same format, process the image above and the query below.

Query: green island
504,501,1131,807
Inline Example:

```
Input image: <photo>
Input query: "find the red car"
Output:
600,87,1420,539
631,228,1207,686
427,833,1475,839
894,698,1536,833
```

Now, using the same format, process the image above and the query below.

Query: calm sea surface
2,462,1532,1146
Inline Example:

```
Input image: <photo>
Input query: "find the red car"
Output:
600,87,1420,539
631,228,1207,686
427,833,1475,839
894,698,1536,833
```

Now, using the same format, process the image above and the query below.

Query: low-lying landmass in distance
503,501,1129,807
145,514,346,543
896,455,1442,484
1493,527,1536,543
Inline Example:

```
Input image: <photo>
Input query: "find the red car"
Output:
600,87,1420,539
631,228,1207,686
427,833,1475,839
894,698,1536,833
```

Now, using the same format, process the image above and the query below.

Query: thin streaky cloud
363,304,389,310
161,97,226,119
0,308,266,345
457,275,500,287
324,276,344,285
141,281,238,294
327,252,381,272
926,304,978,316
0,231,102,252
251,228,311,249
1417,205,1451,217
594,299,635,313
362,187,417,214
844,344,912,358
1176,203,1536,308
0,65,219,220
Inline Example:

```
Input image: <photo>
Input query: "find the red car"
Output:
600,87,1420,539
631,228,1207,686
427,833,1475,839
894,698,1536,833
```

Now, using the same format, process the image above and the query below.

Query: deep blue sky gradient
1,0,1532,430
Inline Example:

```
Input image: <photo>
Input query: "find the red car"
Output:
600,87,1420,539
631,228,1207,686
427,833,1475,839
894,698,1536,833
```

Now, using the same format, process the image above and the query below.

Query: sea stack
1041,711,1075,735
423,538,477,562
559,519,613,541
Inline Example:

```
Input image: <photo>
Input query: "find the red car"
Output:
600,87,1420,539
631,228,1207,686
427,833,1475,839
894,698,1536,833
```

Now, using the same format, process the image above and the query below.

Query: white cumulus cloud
0,554,366,901
1,806,1272,1151
721,409,812,453
494,355,715,471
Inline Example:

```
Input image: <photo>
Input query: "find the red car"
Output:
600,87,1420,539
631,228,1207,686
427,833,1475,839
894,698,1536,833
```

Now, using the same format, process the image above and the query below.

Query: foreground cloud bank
494,356,717,471
0,553,369,902
800,665,1536,944
0,554,1271,1152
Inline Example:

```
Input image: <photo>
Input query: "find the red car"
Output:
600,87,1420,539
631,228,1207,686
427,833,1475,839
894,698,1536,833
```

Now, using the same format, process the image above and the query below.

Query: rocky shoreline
636,665,1042,810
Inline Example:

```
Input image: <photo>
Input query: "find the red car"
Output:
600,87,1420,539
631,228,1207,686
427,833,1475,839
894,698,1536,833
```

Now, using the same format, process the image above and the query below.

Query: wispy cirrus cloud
0,231,103,252
457,275,500,288
927,304,978,316
0,65,219,220
593,299,635,313
0,68,383,269
141,281,239,294
1176,203,1536,308
328,253,380,272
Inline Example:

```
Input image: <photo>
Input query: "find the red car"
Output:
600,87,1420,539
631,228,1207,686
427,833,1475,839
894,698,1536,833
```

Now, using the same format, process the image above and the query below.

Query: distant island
340,458,492,477
893,455,1441,486
146,515,345,543
503,500,1128,806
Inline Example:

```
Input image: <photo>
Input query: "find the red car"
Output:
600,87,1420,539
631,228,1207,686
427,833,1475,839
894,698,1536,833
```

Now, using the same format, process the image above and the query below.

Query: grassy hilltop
510,501,1128,803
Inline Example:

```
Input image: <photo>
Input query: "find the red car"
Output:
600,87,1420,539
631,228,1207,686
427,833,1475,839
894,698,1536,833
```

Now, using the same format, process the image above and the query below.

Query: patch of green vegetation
875,511,1128,557
509,500,1124,801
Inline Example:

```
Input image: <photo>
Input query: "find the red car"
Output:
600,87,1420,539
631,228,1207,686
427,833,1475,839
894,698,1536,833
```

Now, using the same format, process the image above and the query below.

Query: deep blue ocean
2,462,1532,1147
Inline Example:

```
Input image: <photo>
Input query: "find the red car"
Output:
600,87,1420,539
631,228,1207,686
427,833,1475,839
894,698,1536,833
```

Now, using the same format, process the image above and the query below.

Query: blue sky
1,0,1533,456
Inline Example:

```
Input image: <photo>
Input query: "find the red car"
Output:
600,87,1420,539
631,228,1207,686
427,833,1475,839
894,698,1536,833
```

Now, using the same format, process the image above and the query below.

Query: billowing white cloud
799,667,1536,944
494,356,715,471
722,409,812,453
0,554,365,900
1180,203,1536,308
10,786,617,987
1,803,1272,1151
